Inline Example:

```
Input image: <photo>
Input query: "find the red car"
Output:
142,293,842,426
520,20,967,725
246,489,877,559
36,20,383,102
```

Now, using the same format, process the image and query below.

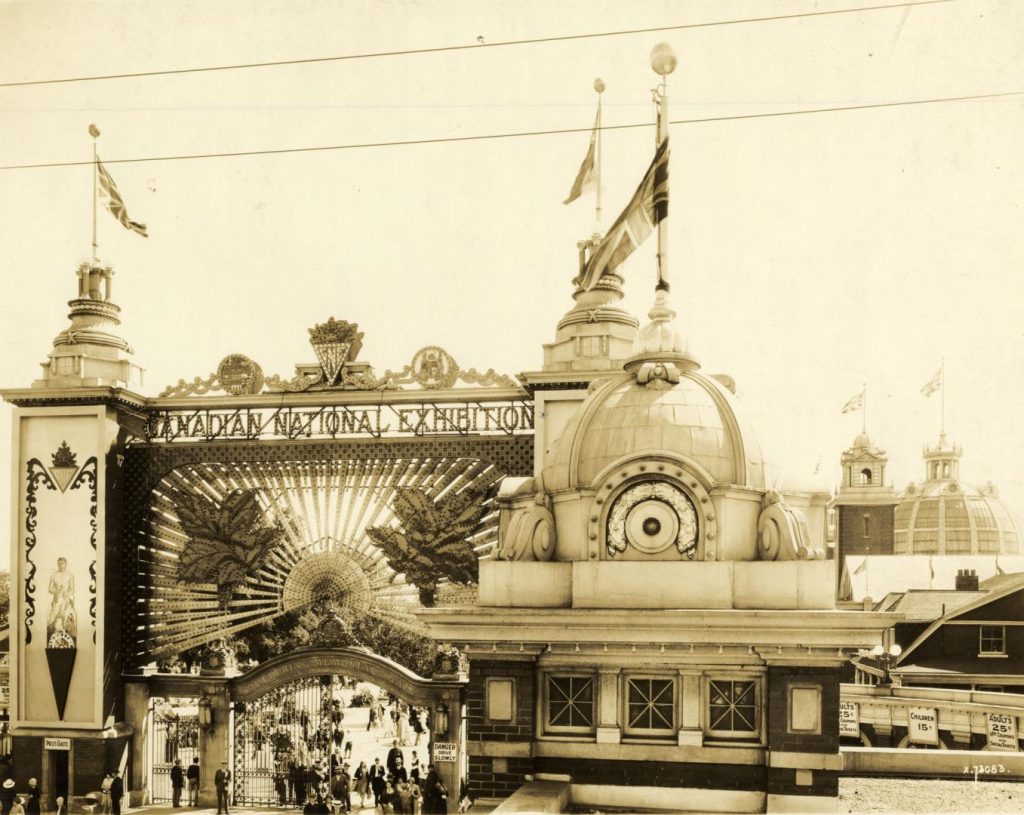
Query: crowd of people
151,680,471,814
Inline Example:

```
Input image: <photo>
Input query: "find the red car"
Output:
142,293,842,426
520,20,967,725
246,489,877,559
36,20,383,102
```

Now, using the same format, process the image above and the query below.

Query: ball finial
593,78,605,93
649,42,677,76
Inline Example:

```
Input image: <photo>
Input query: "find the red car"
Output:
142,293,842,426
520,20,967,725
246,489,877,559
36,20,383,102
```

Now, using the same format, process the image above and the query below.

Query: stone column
197,685,231,808
678,669,702,746
124,683,152,803
595,669,620,744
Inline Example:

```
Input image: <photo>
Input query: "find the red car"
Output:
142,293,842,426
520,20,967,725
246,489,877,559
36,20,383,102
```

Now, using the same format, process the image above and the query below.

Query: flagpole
650,43,676,293
594,79,604,238
89,124,100,260
862,382,867,434
940,358,946,438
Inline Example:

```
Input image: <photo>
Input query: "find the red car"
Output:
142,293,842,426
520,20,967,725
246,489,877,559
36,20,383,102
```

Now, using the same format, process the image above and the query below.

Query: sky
1,0,1023,563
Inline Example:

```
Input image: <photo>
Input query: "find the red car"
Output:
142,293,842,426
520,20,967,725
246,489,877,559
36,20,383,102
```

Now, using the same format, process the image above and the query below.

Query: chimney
955,568,979,592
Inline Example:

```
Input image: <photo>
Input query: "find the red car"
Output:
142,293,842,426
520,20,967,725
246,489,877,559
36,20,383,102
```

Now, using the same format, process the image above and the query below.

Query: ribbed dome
894,480,1019,555
542,370,767,492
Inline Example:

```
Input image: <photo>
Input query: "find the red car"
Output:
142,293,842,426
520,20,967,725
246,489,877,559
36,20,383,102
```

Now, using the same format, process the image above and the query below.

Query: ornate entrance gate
232,675,334,806
152,699,199,802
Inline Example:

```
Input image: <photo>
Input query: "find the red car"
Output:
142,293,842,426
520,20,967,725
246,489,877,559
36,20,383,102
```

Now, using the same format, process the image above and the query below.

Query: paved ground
838,776,1024,814
136,775,1024,815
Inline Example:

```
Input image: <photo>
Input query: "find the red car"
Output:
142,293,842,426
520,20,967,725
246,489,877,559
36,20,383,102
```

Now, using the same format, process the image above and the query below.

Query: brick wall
767,666,839,755
838,505,894,558
466,755,534,800
466,660,534,742
10,736,42,787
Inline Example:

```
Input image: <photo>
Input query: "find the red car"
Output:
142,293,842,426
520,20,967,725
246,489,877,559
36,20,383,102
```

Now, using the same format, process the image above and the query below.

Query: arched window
860,468,872,486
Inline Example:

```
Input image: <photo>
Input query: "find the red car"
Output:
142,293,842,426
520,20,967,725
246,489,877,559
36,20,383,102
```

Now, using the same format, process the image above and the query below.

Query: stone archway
130,647,466,808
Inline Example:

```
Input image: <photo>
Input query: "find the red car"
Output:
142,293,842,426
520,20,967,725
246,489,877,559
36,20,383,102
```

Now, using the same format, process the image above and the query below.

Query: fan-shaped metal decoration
136,456,500,661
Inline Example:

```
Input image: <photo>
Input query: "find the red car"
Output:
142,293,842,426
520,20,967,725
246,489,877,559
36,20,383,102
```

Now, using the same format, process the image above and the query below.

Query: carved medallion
308,318,364,385
606,481,698,559
411,346,458,389
216,354,264,396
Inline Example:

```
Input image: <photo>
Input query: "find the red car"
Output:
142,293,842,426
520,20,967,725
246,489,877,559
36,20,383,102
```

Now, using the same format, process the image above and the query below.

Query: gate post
197,684,231,808
431,687,465,807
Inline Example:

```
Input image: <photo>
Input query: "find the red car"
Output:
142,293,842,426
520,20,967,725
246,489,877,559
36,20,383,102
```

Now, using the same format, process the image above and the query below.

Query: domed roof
894,479,1019,556
543,369,768,492
853,431,872,449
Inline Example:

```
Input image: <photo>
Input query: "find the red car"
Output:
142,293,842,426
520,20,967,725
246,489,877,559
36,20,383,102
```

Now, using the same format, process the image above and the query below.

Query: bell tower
832,431,898,580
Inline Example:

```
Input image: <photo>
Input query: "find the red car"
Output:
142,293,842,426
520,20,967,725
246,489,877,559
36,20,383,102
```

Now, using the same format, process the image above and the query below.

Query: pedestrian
214,762,231,815
409,710,424,747
385,741,402,777
0,780,15,815
54,799,65,815
170,758,184,807
100,773,113,814
9,796,24,815
110,771,124,815
186,758,200,807
352,762,369,809
369,769,387,811
343,740,353,761
392,757,408,785
367,706,376,732
422,767,446,815
330,764,351,815
24,780,40,815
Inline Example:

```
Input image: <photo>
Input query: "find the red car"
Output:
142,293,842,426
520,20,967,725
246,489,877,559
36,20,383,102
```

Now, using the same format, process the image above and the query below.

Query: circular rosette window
606,481,699,559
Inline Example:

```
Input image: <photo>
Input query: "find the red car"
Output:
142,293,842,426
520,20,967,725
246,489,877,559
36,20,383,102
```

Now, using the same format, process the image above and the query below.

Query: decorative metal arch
124,436,532,664
232,646,461,708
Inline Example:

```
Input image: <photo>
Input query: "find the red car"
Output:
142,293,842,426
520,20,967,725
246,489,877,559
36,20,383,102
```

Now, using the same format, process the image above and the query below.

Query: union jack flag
575,138,669,290
97,157,148,237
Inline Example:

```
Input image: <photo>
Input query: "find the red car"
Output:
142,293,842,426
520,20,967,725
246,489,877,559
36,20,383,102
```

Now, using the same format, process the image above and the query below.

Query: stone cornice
419,607,899,649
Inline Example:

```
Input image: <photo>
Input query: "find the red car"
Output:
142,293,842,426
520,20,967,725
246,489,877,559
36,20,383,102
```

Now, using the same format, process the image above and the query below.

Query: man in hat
214,762,231,815
110,771,124,815
170,758,184,807
0,779,16,815
330,763,351,815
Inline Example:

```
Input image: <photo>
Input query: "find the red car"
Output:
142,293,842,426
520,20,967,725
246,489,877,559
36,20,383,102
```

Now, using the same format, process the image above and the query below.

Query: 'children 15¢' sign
908,707,939,746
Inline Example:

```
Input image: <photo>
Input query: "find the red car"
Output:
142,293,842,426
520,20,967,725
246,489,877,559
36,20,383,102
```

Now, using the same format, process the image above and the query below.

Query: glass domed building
893,434,1019,556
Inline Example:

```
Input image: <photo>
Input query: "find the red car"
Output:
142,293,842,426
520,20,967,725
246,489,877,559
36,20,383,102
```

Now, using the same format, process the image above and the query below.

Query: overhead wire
0,0,957,88
0,89,1019,172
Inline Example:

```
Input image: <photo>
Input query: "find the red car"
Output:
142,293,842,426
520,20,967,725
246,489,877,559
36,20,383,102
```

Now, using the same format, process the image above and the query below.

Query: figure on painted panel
46,557,77,647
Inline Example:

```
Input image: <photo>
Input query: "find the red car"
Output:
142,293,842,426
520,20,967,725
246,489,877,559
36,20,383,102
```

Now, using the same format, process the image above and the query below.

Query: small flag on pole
96,157,148,237
921,367,942,397
574,138,669,290
563,108,599,205
841,389,865,414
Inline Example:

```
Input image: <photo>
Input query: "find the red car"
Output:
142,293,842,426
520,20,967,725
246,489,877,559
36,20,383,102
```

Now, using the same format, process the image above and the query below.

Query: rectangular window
979,625,1006,656
706,678,760,739
624,676,675,737
862,514,871,537
546,675,595,733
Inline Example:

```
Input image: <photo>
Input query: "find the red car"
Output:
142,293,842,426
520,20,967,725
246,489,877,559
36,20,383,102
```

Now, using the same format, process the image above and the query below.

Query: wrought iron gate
233,675,342,807
152,701,199,803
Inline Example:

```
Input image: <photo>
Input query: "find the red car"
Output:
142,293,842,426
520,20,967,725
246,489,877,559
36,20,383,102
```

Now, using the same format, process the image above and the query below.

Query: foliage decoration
174,489,283,607
308,318,363,349
365,486,489,606
51,441,78,469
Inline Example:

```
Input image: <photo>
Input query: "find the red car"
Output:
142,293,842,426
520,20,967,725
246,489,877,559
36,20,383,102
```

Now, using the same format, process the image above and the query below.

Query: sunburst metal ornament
137,456,501,661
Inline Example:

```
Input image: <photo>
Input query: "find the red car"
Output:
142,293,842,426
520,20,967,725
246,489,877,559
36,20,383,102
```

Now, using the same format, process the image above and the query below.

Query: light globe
650,42,677,76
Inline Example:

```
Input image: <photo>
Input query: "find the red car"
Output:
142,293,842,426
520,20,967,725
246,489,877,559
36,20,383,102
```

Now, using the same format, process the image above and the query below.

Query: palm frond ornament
174,489,283,607
366,487,488,606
